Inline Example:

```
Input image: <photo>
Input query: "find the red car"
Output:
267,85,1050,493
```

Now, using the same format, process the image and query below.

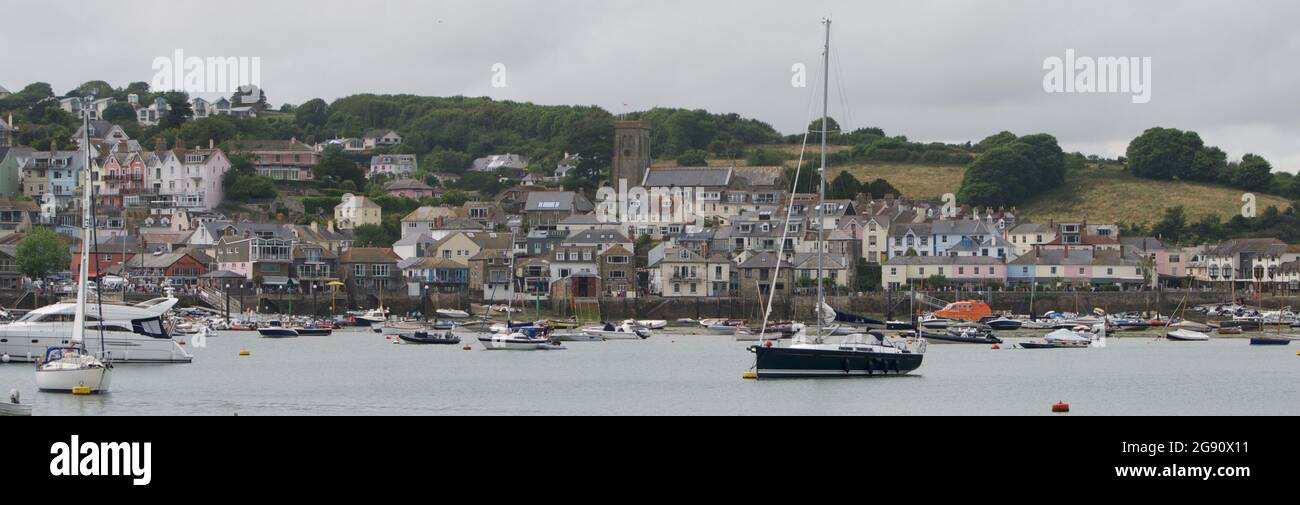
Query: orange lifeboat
933,300,994,322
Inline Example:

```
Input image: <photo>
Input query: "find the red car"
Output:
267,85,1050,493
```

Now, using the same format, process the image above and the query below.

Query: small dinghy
636,320,668,330
1,389,31,417
918,329,1002,345
1249,336,1293,346
1166,329,1211,341
435,309,471,319
1216,326,1244,335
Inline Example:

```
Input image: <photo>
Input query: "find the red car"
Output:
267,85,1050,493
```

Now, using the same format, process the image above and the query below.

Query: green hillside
829,162,1291,226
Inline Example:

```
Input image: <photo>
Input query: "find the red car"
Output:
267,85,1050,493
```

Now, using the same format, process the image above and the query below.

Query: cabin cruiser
0,298,190,364
353,307,388,326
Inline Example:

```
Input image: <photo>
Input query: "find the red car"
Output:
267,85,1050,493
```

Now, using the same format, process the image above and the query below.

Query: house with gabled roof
524,191,593,229
363,130,403,150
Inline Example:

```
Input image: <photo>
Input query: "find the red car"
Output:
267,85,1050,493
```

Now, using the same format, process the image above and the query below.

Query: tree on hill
1126,127,1220,182
862,178,900,199
102,102,138,123
675,149,709,167
957,132,1064,208
808,117,840,135
1150,206,1188,244
314,152,366,189
295,98,330,129
1226,154,1274,192
828,171,861,200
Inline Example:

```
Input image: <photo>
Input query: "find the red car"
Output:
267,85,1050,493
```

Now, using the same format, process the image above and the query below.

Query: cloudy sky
4,0,1298,169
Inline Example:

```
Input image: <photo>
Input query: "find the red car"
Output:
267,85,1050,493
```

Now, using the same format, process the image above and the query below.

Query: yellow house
334,193,381,230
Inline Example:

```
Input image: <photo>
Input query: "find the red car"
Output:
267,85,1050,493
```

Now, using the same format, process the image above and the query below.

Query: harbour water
2,329,1297,415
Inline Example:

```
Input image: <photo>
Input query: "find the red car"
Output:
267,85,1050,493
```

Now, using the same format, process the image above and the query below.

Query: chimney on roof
290,137,297,145
175,138,186,151
209,139,214,150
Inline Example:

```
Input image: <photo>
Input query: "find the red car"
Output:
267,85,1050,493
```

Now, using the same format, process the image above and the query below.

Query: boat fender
842,358,850,373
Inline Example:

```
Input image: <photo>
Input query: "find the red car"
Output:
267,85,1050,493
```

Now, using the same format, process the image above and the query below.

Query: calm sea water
2,328,1297,415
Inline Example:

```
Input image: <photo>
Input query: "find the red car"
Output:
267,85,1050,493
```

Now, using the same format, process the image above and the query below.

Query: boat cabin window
131,317,170,339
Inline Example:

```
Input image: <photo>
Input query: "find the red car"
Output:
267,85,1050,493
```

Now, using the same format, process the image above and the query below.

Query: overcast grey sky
3,0,1298,170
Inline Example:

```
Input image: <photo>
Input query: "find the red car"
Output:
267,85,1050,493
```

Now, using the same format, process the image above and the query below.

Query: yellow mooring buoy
239,350,251,356
71,386,92,395
742,371,758,380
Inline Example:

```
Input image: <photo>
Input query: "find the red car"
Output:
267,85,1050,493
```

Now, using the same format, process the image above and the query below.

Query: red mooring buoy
991,344,1001,350
763,340,773,348
462,345,472,351
1052,401,1070,413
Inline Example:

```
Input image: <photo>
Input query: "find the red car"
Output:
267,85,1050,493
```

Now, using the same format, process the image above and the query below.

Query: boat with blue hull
258,325,299,338
835,311,885,329
1249,337,1292,346
749,339,925,378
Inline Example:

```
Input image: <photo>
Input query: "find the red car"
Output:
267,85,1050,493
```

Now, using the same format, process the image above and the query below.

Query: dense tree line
1126,127,1279,194
1129,204,1300,245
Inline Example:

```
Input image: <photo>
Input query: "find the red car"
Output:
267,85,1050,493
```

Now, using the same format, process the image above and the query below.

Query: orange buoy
1052,401,1070,413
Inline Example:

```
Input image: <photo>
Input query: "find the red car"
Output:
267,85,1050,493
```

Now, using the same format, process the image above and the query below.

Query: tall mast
73,115,92,344
816,18,830,343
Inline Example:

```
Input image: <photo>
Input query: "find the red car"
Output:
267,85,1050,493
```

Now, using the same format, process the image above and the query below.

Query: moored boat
1249,336,1292,346
1166,329,1211,341
397,331,461,345
985,318,1022,331
581,321,650,340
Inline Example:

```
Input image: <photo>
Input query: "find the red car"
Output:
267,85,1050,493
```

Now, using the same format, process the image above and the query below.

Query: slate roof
642,167,732,187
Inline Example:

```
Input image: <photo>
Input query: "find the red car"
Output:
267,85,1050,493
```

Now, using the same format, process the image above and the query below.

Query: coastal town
0,87,1297,322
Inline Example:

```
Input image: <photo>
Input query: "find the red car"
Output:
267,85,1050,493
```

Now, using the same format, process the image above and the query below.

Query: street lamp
224,282,231,322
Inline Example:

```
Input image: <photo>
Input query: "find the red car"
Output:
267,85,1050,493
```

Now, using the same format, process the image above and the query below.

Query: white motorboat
1166,329,1211,341
581,321,651,340
435,309,471,319
0,298,189,363
354,307,388,326
919,317,950,329
1044,328,1096,346
553,332,605,342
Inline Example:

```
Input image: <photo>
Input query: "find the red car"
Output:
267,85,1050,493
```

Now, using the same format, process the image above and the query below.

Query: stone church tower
612,120,650,185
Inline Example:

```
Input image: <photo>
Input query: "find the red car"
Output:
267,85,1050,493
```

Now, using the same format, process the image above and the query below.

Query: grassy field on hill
825,162,1290,226
1021,165,1291,226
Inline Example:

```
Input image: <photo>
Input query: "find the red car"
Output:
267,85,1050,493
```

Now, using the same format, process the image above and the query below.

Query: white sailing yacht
747,19,926,378
34,115,113,393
